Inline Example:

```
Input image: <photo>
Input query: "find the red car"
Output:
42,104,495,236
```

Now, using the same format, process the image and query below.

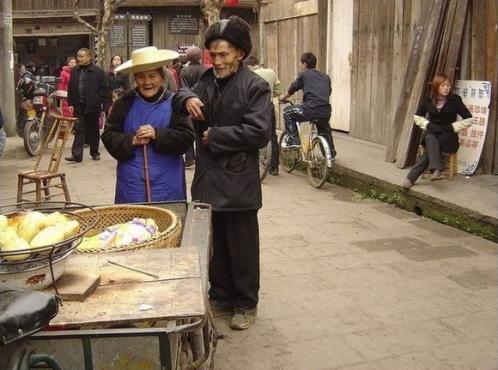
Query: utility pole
0,0,16,136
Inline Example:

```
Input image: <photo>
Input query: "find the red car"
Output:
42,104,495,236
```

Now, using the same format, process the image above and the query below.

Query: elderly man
174,16,271,330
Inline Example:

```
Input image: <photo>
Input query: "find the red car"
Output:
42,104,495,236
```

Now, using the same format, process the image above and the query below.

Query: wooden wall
350,0,497,173
148,7,258,54
350,0,432,145
260,0,327,129
459,0,498,173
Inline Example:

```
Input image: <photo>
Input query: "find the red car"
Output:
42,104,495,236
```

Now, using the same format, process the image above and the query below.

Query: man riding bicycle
280,52,336,159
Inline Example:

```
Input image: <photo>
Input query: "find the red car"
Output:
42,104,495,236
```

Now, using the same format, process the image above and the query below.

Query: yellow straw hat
115,46,180,74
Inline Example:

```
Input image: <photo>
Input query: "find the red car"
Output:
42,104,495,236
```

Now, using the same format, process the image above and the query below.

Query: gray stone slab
396,245,478,261
353,237,430,252
447,268,498,289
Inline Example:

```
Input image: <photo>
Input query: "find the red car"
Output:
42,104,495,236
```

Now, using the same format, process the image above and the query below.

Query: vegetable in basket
78,218,159,251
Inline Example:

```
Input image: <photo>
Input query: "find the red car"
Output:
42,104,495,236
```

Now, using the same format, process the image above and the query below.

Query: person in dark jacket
102,46,194,204
280,52,336,159
180,46,207,167
66,48,111,162
107,54,130,100
173,16,271,330
403,75,473,188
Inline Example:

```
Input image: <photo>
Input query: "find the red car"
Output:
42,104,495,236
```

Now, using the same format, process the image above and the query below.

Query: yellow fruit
0,215,8,231
17,211,47,242
1,232,31,261
7,211,28,229
45,211,69,227
30,225,66,249
62,220,80,238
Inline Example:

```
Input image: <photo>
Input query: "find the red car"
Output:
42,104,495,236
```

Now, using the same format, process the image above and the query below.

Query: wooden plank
49,270,100,302
385,0,446,163
350,0,373,141
349,0,360,136
51,248,204,328
483,0,498,173
260,0,318,23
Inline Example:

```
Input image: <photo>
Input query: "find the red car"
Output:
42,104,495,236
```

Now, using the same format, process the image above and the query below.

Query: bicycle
278,101,334,188
259,140,272,181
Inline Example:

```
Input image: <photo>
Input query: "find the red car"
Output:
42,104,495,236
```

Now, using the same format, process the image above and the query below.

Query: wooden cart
27,202,215,370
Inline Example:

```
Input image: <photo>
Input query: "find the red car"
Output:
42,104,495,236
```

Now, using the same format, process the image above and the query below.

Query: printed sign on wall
453,80,491,175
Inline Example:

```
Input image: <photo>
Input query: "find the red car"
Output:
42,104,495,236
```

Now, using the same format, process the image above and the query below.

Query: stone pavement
1,136,497,369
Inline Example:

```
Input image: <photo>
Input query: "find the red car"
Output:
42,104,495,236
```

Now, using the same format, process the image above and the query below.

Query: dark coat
173,66,271,211
180,63,206,89
68,63,112,114
417,94,472,153
102,89,195,161
107,70,130,92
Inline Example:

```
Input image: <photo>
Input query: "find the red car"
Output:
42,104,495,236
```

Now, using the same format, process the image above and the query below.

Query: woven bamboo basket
73,205,181,253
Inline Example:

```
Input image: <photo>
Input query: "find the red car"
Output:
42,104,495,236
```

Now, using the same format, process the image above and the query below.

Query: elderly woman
102,47,195,203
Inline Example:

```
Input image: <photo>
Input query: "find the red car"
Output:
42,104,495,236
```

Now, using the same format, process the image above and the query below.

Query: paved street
1,137,497,369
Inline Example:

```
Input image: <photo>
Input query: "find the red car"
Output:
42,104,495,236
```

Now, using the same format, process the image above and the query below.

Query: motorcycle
17,76,62,156
0,289,62,370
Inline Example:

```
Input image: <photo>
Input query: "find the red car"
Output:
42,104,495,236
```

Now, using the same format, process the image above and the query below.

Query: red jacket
57,66,73,116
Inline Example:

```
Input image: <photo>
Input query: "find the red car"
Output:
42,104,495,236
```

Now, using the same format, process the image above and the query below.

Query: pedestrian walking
101,46,194,204
173,15,271,330
65,48,111,163
245,55,281,175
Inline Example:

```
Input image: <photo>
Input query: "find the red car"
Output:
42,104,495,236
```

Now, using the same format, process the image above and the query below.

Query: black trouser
269,102,279,169
72,110,100,160
407,132,442,182
209,210,260,310
283,104,336,155
185,145,195,162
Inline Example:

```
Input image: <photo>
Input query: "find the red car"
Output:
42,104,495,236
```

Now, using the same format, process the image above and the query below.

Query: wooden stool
418,146,458,180
17,114,77,204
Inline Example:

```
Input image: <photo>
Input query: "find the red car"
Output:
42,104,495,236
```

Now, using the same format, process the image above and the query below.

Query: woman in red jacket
57,56,76,117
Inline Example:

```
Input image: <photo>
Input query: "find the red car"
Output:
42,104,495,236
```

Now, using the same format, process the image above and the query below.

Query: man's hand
279,94,290,103
185,98,205,121
201,128,211,145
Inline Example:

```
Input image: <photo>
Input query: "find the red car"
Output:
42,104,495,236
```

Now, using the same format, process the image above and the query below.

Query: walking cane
143,144,152,202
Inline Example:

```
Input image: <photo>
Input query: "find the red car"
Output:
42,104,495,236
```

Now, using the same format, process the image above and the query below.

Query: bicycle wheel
23,118,43,156
279,132,299,173
307,136,330,188
259,141,272,181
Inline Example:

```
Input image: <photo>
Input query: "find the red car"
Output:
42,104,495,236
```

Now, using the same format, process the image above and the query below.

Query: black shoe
65,156,82,162
269,167,279,175
91,155,101,161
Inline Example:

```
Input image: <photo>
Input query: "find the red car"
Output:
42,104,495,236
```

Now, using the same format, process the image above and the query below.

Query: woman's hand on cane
133,124,155,146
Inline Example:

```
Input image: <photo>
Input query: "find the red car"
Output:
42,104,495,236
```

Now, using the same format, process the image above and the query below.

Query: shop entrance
14,34,91,76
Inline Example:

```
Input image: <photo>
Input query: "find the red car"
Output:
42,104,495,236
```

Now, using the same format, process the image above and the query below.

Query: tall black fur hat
204,15,252,59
